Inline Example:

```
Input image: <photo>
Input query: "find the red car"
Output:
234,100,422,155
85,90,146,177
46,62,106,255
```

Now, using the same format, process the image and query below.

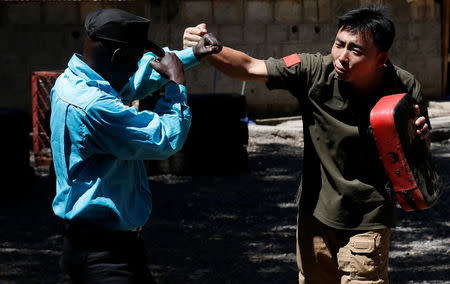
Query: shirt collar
67,54,114,91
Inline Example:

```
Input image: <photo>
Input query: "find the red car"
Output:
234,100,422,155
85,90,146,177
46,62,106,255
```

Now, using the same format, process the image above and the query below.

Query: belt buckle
131,226,142,232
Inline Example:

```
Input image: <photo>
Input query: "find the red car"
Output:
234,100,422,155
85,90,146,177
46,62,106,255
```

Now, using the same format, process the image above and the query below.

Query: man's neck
349,68,385,96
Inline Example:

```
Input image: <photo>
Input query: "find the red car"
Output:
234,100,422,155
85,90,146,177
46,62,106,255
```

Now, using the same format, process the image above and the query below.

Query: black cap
84,9,165,57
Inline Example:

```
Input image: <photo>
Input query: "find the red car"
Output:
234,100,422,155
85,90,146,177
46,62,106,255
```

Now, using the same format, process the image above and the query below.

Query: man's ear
376,51,388,68
110,48,121,64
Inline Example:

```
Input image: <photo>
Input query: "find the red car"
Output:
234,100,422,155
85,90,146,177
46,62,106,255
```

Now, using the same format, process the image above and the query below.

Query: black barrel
0,109,35,198
145,93,249,175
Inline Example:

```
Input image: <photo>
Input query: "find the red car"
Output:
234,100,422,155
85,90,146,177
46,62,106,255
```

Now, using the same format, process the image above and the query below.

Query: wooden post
443,0,450,99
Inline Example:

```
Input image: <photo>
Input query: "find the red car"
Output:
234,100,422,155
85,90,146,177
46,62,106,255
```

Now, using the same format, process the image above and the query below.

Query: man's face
110,46,144,91
331,27,386,84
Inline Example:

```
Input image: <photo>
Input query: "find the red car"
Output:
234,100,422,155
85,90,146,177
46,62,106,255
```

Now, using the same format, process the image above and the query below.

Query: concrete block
7,3,41,25
267,24,289,43
404,57,426,78
281,43,302,57
408,0,439,21
409,0,426,20
408,22,440,41
43,3,80,25
219,25,243,45
0,29,12,52
298,23,320,42
333,0,359,17
425,56,442,79
64,29,84,53
318,24,336,42
387,1,411,23
417,39,441,57
170,24,188,50
300,42,330,54
318,42,333,55
182,1,213,25
359,0,378,6
23,30,56,52
29,52,63,71
205,24,219,36
0,54,23,73
287,25,300,41
274,1,301,24
149,24,170,47
214,75,241,93
394,23,410,40
103,2,148,17
425,0,437,19
421,69,441,91
0,90,27,112
246,1,273,24
80,2,103,22
390,40,410,61
244,25,266,44
303,0,317,22
148,0,165,24
213,0,243,24
0,6,7,27
186,64,216,94
422,87,441,99
265,45,282,59
11,73,29,93
318,0,331,22
234,44,267,59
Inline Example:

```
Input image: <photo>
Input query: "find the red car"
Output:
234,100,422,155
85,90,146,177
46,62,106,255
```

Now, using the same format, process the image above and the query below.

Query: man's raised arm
183,24,268,82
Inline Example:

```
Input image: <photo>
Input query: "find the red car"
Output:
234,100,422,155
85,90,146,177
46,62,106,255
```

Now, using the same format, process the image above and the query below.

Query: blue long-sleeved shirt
50,48,198,230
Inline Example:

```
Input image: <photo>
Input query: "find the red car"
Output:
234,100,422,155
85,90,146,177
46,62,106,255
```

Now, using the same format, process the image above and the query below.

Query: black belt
61,220,143,250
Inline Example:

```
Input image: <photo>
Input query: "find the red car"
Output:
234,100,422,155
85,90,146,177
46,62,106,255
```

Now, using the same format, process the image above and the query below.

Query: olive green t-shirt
265,53,429,230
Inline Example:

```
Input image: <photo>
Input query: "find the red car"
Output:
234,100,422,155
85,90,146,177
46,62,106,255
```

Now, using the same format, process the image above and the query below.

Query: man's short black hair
337,5,395,52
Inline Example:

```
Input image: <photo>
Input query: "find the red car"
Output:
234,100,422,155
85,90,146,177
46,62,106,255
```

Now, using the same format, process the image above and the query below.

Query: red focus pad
370,93,442,211
283,54,301,67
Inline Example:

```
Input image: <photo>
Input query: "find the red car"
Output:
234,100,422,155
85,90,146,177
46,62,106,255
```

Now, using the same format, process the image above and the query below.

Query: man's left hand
193,33,222,60
414,105,430,140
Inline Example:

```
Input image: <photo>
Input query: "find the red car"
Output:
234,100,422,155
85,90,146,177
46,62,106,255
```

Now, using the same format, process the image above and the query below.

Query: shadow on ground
0,141,448,283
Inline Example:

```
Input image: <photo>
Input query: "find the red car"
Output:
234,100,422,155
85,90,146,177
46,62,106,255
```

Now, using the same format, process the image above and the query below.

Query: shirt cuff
175,47,200,70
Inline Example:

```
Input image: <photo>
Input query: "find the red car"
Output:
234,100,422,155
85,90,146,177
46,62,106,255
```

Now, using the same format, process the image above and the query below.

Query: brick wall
0,0,443,118
0,1,150,117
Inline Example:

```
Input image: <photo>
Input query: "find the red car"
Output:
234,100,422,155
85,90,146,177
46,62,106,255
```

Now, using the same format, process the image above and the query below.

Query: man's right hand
193,33,222,60
149,53,186,86
183,23,207,49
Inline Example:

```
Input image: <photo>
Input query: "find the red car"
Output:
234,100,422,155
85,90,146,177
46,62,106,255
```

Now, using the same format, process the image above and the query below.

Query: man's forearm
204,47,268,82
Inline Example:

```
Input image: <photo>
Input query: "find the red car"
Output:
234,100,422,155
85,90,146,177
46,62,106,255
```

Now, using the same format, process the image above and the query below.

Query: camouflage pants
296,212,391,284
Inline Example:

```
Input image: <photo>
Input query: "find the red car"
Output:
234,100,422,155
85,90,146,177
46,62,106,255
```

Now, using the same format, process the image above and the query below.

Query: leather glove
193,33,222,60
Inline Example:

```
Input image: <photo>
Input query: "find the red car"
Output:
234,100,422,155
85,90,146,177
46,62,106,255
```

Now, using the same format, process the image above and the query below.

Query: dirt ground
0,121,449,284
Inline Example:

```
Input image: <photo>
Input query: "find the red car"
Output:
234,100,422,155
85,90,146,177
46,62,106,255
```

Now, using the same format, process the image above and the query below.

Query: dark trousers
60,222,156,284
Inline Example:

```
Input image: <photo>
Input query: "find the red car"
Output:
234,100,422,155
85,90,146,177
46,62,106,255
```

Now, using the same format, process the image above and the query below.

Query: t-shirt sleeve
264,53,325,95
264,53,305,91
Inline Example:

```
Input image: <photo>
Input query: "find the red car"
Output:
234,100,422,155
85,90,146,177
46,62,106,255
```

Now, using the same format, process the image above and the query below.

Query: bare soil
0,128,448,284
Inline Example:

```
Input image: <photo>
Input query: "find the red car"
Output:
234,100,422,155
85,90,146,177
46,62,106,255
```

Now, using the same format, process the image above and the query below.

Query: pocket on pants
337,233,378,276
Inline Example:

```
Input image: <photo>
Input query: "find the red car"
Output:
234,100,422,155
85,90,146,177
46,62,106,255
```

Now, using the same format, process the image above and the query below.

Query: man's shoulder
389,62,419,87
53,70,116,111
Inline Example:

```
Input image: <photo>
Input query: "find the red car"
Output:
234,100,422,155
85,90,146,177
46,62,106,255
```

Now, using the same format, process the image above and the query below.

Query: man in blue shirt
50,9,221,283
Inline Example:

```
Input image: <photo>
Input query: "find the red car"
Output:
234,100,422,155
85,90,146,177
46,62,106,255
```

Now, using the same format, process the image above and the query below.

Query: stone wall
0,0,443,118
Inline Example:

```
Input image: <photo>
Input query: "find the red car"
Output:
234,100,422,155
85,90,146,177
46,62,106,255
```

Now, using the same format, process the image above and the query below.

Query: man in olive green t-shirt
183,6,430,284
